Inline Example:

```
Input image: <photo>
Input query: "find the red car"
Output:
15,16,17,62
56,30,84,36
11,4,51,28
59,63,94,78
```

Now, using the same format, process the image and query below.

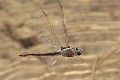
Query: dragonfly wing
33,9,62,51
65,56,84,64
49,55,67,73
37,55,65,73
49,56,84,73
33,0,69,50
53,0,69,47
41,0,69,47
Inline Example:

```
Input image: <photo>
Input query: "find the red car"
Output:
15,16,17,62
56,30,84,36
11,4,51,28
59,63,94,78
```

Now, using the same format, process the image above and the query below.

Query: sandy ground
0,0,120,80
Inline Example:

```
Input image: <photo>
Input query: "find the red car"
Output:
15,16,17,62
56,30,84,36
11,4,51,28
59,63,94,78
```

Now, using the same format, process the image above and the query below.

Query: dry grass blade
90,48,120,80
94,48,119,70
91,55,99,80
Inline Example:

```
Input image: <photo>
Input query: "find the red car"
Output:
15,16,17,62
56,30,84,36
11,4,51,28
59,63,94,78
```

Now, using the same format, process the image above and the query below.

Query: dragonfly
19,0,83,67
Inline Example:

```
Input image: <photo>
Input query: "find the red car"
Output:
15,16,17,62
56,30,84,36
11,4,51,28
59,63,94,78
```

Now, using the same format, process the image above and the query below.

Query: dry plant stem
94,48,118,70
91,55,99,80
90,48,120,80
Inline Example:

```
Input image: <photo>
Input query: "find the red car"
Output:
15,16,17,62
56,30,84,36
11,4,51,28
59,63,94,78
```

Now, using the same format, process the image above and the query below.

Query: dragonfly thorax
61,47,82,57
61,48,74,57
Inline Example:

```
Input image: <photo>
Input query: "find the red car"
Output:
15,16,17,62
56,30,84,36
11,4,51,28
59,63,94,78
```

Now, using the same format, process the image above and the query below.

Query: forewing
56,0,69,47
34,0,69,50
34,9,62,51
47,0,69,47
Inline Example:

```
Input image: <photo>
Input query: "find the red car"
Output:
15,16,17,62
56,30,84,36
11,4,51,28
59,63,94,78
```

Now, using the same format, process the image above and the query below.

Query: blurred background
0,0,120,80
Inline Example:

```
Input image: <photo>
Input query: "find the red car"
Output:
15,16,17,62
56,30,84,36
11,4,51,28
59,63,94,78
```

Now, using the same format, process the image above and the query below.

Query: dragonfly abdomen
19,51,61,57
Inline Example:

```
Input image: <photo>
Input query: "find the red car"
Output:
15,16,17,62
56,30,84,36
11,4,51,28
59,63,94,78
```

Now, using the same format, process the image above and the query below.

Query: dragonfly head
75,47,82,56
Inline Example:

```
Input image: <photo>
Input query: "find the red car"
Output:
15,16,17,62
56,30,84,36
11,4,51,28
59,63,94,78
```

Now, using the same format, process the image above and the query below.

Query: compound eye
76,48,82,56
